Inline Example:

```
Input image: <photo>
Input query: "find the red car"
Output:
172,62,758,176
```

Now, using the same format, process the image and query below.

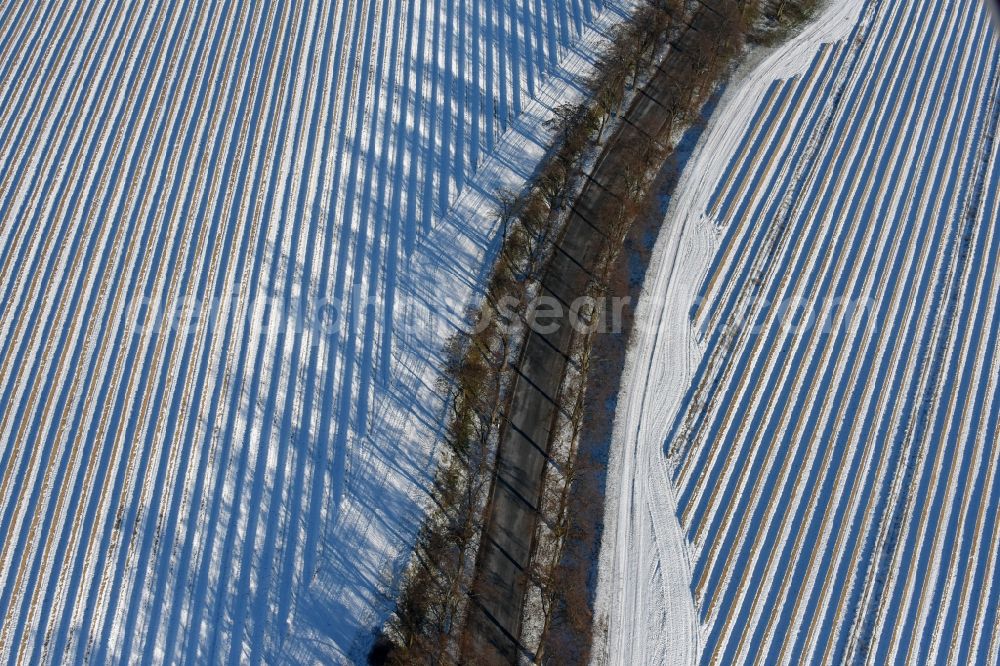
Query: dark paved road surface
467,13,709,662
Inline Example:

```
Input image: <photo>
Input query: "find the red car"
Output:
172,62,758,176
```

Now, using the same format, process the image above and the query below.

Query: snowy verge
591,1,866,663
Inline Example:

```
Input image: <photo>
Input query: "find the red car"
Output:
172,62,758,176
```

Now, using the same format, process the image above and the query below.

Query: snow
0,0,635,662
597,0,1000,663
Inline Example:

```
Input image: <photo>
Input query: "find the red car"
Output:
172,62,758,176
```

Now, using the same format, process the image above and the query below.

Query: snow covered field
598,0,1000,663
0,0,632,661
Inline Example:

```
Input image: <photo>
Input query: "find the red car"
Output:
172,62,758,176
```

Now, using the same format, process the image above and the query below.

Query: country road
466,9,718,661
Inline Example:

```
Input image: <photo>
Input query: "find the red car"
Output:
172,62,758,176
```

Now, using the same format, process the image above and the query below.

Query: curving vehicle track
597,0,1000,663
